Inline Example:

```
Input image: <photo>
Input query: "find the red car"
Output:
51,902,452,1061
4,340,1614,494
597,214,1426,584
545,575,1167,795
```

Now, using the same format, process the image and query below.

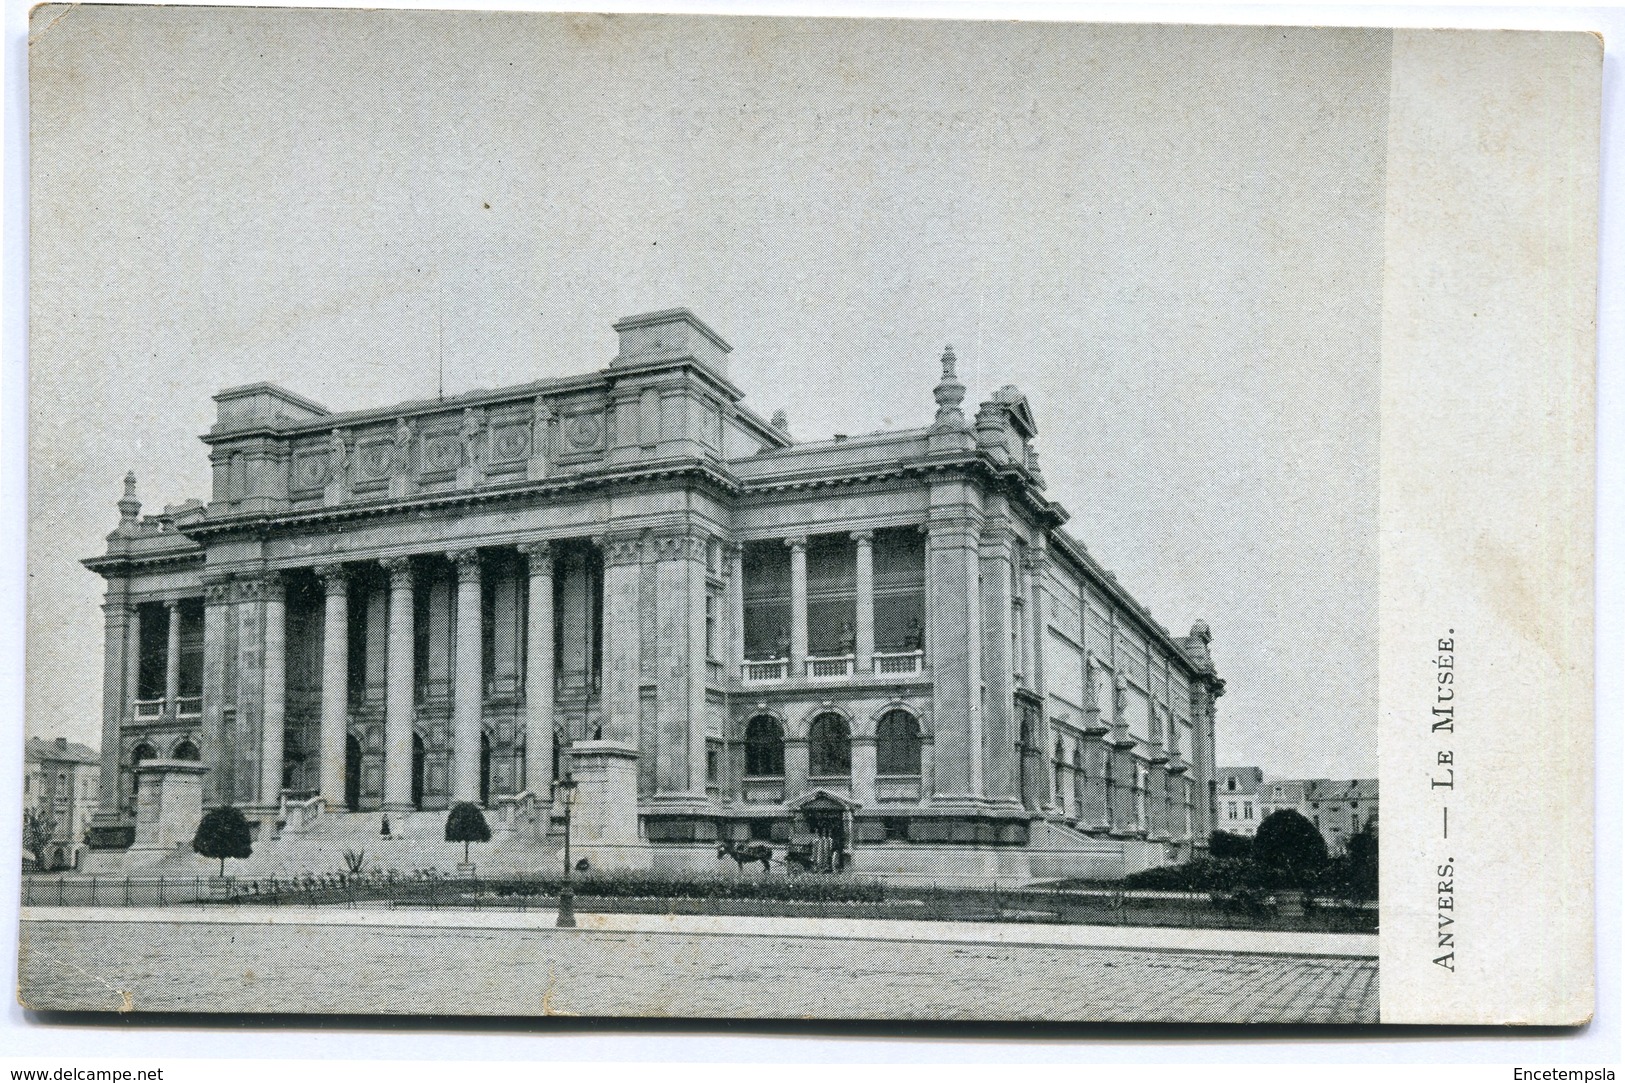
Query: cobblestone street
20,913,1377,1023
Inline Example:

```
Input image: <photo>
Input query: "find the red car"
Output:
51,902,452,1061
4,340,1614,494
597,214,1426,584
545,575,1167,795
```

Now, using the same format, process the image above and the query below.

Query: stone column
259,572,286,806
601,533,644,746
314,565,349,808
979,523,1017,805
381,557,416,811
926,513,983,801
520,542,554,797
725,542,744,677
1027,551,1055,811
786,536,808,676
852,530,875,672
164,600,181,713
450,549,483,804
94,594,132,833
200,578,230,807
653,530,706,801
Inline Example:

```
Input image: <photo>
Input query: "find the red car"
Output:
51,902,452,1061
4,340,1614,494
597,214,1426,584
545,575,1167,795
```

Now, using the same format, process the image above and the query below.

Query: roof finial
770,408,789,435
931,345,967,430
117,471,141,530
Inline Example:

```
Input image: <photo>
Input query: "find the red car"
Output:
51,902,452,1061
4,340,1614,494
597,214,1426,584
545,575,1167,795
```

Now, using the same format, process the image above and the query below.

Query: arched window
172,739,200,761
808,713,851,778
875,709,921,776
129,742,156,799
744,715,784,777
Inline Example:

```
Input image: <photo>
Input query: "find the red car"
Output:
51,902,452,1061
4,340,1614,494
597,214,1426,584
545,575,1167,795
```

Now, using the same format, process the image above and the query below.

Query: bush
1208,830,1253,860
1121,857,1270,892
193,806,253,876
445,802,492,863
1253,810,1328,887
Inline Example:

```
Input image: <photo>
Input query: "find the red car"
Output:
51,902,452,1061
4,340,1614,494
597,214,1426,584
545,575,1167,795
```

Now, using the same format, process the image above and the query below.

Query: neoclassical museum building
83,309,1223,880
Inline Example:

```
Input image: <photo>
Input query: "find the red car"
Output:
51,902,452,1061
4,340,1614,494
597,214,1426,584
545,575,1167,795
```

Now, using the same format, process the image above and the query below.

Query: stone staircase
231,811,563,878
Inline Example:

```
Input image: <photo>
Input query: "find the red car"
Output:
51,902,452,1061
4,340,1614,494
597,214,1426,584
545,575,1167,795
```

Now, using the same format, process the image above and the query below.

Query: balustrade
806,654,855,680
872,650,925,676
741,659,788,684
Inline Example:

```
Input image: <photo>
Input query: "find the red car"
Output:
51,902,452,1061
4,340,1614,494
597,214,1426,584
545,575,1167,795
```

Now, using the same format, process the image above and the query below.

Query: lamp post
555,775,577,928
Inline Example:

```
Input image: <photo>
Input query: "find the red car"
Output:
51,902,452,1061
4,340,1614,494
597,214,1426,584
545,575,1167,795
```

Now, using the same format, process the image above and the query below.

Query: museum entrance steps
229,811,565,878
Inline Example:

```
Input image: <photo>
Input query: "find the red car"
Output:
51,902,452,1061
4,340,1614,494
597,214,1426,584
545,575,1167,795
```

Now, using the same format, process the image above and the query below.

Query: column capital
602,533,644,567
233,576,275,602
312,563,351,590
651,530,706,562
722,539,744,557
517,540,553,571
203,577,233,606
446,549,482,578
164,597,182,612
784,535,808,552
850,529,874,543
380,556,415,588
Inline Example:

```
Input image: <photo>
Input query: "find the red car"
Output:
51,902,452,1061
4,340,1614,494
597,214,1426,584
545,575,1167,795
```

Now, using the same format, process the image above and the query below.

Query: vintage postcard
18,9,1599,1026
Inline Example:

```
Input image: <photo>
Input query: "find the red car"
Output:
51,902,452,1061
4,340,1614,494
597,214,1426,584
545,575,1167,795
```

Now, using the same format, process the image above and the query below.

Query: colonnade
255,542,561,811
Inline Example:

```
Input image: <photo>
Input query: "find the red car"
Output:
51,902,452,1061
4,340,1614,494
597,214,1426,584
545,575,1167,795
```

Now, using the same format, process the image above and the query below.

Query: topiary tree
192,806,253,876
1253,809,1328,887
445,801,491,864
1208,829,1253,861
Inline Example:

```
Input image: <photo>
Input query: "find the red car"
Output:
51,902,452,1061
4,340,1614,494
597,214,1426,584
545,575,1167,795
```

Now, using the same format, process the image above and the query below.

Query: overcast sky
27,10,1385,779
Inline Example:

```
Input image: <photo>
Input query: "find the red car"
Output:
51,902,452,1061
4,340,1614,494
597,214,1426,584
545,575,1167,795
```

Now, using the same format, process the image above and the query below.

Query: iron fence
20,874,1377,933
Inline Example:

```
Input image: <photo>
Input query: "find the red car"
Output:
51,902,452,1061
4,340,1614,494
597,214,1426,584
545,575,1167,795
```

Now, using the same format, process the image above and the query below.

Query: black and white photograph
12,4,1603,1039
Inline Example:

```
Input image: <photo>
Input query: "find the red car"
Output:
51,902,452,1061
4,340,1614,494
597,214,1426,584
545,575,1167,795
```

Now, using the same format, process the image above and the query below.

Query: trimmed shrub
1253,810,1328,887
193,806,253,876
445,802,492,864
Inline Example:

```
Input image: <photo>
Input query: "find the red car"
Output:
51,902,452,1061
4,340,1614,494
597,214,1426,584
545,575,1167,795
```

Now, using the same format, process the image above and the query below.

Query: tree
1208,829,1253,861
22,807,55,869
444,801,491,864
192,806,253,876
1253,809,1328,887
1344,815,1378,902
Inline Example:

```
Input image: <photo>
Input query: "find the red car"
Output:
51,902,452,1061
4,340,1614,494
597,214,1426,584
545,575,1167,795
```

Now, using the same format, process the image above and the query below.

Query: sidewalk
21,905,1377,958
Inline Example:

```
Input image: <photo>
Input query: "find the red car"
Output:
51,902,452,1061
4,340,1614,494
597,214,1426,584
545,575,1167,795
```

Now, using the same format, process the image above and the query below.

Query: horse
717,839,774,873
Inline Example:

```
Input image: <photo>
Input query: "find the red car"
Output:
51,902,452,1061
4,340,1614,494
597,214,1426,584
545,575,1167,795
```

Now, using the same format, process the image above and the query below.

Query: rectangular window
1244,802,1253,820
705,592,717,659
705,739,721,787
1227,801,1237,818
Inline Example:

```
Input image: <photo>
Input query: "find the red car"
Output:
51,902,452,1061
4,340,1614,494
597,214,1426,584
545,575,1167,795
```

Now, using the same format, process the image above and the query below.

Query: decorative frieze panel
291,449,332,492
421,432,463,475
356,440,394,481
490,423,531,462
561,410,605,455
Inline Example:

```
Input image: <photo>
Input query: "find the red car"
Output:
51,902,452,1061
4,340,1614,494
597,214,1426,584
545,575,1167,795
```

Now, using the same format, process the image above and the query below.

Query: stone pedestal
563,741,649,870
129,759,208,854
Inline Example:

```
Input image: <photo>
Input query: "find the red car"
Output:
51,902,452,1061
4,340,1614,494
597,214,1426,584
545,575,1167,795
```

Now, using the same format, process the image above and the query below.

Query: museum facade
83,309,1223,880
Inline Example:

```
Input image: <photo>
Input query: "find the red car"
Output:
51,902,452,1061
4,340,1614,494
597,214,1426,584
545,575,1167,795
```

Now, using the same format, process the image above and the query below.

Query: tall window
705,592,718,659
875,709,922,775
808,713,851,777
1053,738,1065,803
744,715,784,777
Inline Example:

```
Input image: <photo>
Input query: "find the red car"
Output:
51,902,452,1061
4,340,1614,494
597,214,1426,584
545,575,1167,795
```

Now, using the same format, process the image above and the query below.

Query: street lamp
554,775,578,928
